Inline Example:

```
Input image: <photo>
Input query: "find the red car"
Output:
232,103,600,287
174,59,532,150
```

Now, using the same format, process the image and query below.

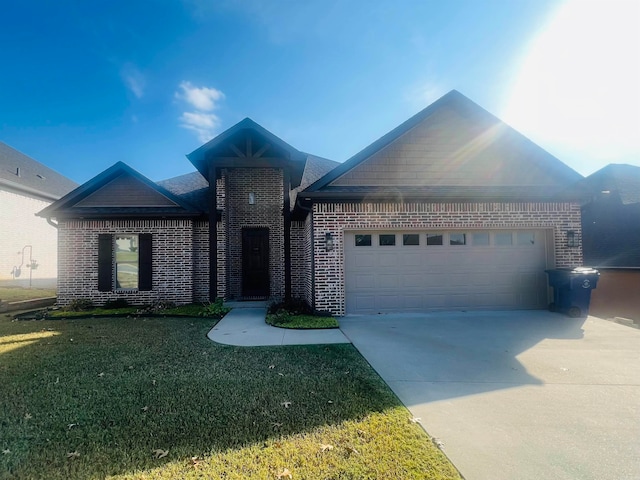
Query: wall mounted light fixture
566,230,578,248
248,192,256,205
325,232,334,251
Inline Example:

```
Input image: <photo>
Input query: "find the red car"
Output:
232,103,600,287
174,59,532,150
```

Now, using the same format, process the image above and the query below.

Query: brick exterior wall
302,213,314,308
0,189,58,286
58,219,195,306
193,220,209,302
311,201,583,316
223,168,285,300
290,220,305,299
216,220,226,299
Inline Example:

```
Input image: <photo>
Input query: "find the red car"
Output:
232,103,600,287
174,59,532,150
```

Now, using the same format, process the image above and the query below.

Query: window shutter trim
98,234,113,292
139,233,152,291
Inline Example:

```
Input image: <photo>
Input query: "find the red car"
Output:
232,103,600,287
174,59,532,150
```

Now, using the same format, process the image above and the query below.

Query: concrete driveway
339,311,640,480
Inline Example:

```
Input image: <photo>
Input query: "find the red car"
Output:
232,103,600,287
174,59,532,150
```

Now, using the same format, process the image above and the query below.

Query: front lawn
0,314,461,480
46,302,231,319
266,313,339,329
0,287,56,303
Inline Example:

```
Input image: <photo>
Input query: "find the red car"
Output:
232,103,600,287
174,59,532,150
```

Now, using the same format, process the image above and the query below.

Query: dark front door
242,228,270,298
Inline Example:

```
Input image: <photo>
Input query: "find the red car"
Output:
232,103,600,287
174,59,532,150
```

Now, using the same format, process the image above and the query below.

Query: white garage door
345,230,549,314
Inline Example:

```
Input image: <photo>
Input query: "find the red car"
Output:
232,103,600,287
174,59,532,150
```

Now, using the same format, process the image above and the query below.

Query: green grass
48,307,140,318
0,287,56,303
266,313,339,329
0,314,461,480
47,303,231,319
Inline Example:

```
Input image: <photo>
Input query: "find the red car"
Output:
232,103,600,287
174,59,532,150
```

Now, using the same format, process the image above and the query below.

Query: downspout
46,217,58,229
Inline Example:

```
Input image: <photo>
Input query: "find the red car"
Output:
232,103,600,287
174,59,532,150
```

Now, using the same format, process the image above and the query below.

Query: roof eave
0,177,61,202
186,118,307,186
298,190,584,203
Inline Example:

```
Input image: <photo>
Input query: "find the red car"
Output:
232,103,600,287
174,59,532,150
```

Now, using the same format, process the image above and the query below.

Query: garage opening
344,230,551,314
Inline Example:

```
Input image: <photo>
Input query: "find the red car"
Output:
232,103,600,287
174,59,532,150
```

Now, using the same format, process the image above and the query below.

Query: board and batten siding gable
75,173,180,208
330,104,571,188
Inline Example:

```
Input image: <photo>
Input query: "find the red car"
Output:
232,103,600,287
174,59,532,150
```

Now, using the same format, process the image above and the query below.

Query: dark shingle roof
0,141,78,200
290,154,340,207
38,162,202,219
158,154,340,213
581,164,640,205
581,164,640,268
301,185,583,202
157,171,210,212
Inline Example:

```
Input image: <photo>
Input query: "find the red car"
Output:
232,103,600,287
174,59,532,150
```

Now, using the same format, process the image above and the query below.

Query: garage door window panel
379,234,396,246
517,232,536,245
355,234,372,247
426,233,443,245
495,233,513,246
403,234,420,246
450,233,467,246
472,232,490,246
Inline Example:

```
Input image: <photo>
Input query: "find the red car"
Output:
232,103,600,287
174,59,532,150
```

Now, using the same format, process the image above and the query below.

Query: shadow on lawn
0,315,401,479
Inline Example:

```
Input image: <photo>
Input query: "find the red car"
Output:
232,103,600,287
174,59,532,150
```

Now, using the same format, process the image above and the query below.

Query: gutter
0,177,61,202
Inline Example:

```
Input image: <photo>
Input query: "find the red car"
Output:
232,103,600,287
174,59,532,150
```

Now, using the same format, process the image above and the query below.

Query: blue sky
1,0,638,184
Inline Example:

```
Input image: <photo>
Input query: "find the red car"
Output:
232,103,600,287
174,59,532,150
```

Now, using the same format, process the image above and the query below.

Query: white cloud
175,81,226,143
179,111,221,142
175,81,225,111
121,64,146,98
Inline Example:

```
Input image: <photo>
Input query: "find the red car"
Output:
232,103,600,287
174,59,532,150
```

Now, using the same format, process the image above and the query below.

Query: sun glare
504,0,640,173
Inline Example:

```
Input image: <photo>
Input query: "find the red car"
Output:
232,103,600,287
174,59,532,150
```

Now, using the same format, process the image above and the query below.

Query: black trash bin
545,267,600,318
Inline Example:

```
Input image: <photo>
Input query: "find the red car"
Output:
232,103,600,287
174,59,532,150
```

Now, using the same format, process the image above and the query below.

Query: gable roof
290,153,340,209
302,90,583,201
186,117,308,188
581,163,640,205
0,141,78,201
581,164,640,268
157,171,210,212
37,162,202,219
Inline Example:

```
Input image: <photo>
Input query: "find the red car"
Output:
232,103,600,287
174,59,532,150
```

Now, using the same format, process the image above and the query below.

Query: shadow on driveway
340,310,640,480
340,310,585,402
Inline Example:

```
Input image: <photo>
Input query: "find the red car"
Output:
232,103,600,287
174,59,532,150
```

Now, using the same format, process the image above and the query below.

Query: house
38,90,585,315
581,164,640,322
0,142,78,287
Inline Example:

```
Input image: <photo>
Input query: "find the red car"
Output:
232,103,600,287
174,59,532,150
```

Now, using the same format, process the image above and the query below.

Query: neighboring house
581,164,640,321
0,142,78,287
39,90,585,315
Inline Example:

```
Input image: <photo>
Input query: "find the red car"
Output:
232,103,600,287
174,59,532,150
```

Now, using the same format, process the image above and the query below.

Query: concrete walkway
207,302,350,346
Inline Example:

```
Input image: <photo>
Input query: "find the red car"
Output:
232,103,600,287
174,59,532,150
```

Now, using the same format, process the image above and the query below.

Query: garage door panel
424,252,448,266
422,294,448,308
399,252,425,267
345,230,549,314
353,274,375,289
378,253,399,267
351,295,376,313
402,295,424,309
377,274,400,288
353,253,379,267
376,295,401,311
402,273,428,287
